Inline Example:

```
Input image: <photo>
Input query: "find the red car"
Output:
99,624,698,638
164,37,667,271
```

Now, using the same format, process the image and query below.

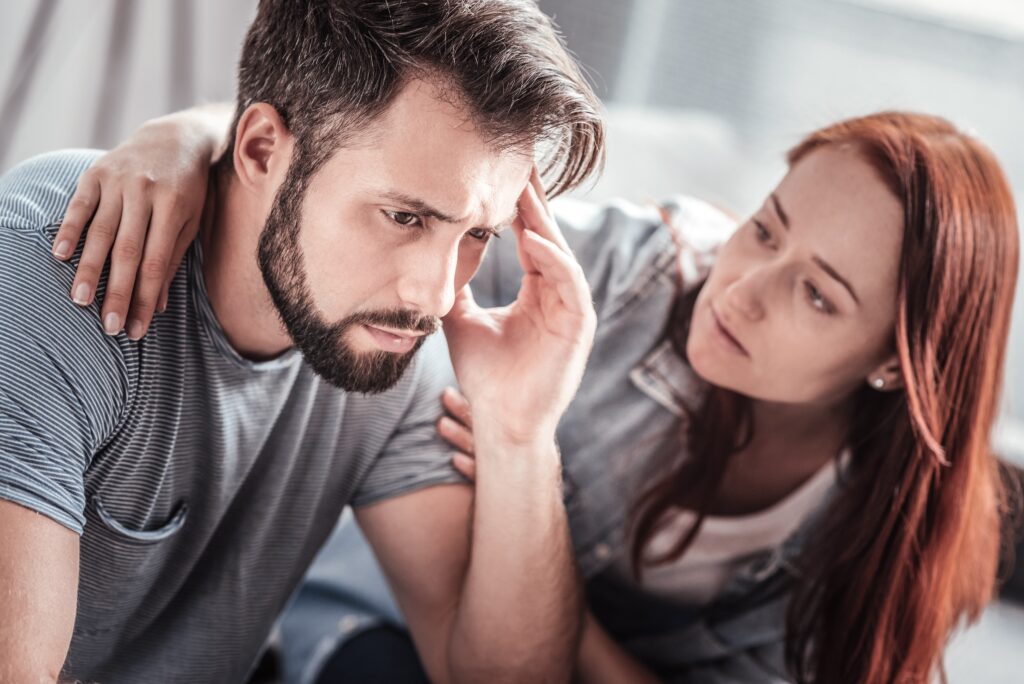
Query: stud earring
872,377,885,389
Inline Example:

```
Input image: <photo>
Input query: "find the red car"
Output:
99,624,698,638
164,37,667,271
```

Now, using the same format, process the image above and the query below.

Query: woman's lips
710,306,749,356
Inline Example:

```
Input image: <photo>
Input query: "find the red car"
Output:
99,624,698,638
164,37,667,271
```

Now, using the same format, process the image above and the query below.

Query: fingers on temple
520,229,589,316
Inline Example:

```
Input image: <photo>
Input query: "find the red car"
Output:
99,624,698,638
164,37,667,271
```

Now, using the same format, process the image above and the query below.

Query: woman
54,110,1019,682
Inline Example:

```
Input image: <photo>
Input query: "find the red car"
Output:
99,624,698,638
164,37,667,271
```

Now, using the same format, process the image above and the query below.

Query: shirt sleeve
350,333,467,508
0,161,131,534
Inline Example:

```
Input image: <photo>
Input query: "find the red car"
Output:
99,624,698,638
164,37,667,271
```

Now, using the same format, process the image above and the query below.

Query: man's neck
200,172,293,361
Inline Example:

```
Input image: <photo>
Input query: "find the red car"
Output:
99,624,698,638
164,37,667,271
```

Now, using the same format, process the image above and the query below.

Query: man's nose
395,242,460,318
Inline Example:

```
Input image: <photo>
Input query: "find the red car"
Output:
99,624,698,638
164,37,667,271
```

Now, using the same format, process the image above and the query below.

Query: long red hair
631,112,1020,683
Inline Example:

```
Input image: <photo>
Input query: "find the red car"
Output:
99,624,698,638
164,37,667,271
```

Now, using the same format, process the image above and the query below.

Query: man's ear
231,103,294,191
866,354,903,392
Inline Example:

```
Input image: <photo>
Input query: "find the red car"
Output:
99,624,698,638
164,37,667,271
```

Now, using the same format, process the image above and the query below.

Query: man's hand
442,168,596,443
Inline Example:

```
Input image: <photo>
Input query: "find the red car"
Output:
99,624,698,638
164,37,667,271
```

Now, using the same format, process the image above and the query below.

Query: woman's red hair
632,112,1020,683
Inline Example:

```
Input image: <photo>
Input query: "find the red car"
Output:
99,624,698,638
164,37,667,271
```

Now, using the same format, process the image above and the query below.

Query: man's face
259,79,532,393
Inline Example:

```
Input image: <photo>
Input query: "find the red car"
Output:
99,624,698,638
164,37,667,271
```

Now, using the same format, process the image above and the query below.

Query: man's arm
0,500,79,683
356,431,577,683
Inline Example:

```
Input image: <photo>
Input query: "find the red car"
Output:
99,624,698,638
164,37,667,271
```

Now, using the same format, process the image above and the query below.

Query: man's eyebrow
770,193,790,230
812,255,860,306
381,191,461,223
381,191,517,232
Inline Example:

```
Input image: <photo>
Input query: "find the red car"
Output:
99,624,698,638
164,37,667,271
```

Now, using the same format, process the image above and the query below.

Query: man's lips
710,306,749,356
362,324,425,353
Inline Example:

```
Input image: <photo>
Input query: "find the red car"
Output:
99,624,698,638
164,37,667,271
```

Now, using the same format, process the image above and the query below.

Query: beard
256,165,440,394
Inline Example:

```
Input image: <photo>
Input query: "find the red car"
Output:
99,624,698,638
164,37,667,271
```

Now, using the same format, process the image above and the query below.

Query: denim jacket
472,195,839,683
280,196,840,683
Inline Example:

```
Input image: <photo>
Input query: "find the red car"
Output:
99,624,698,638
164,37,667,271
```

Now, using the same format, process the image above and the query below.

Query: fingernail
72,282,91,305
53,240,71,259
104,312,121,335
127,319,144,340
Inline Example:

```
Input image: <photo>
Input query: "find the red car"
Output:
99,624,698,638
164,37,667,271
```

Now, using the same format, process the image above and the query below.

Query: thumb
442,285,479,338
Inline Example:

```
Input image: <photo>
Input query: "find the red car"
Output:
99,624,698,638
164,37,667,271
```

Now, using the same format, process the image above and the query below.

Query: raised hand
441,168,596,445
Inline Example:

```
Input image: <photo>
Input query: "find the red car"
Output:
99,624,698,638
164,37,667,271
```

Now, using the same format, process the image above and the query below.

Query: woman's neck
707,395,852,516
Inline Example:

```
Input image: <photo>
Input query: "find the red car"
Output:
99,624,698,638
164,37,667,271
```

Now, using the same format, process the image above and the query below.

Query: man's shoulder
0,149,103,232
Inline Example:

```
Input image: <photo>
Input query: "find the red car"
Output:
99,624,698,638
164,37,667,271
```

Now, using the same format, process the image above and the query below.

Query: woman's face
687,145,905,405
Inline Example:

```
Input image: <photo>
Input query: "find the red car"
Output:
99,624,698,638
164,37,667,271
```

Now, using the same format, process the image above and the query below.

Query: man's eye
385,210,421,227
466,227,496,242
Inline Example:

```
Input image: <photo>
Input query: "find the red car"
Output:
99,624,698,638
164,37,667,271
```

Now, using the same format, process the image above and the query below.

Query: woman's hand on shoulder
53,105,231,339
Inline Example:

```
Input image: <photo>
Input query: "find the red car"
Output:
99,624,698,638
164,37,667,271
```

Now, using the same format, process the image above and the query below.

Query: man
0,1,603,681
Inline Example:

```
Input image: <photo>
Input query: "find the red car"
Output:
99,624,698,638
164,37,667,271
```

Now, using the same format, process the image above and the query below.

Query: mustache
343,308,442,335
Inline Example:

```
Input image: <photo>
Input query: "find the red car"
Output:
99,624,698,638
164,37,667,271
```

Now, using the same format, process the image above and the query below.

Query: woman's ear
231,102,294,191
866,354,903,392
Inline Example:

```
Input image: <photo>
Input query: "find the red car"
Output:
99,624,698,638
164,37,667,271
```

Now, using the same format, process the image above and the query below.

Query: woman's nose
723,270,766,322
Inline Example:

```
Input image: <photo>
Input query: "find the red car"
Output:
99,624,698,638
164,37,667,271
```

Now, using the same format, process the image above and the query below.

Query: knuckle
75,264,100,282
131,175,156,194
165,189,191,213
113,239,142,262
88,221,117,241
67,195,94,211
131,291,156,312
103,289,131,307
139,258,168,281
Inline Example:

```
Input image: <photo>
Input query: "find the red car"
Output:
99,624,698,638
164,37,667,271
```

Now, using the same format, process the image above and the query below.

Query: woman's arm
53,103,232,339
575,610,661,684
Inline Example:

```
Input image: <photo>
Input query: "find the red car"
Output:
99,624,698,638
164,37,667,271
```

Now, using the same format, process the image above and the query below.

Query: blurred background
2,0,1023,679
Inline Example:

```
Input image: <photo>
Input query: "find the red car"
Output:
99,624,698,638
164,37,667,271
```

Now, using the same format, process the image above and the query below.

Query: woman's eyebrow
770,193,790,229
812,255,860,306
769,193,859,306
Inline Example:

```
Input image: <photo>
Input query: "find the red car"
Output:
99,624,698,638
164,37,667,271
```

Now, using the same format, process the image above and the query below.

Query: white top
615,451,847,606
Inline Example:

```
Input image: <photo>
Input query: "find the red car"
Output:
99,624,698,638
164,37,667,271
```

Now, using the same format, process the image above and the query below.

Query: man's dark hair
221,0,605,195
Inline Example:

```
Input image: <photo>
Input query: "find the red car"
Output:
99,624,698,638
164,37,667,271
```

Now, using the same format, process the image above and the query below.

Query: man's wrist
471,410,558,450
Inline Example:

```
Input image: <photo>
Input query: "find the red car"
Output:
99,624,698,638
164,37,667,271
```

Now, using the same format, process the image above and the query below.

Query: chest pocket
72,492,189,643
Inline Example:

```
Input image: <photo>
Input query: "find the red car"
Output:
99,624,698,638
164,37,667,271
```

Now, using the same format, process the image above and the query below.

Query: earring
872,377,885,389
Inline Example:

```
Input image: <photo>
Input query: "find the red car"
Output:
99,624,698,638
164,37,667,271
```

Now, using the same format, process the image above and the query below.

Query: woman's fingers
441,386,472,428
452,452,477,482
438,415,474,455
69,190,124,308
156,219,197,313
122,202,189,338
98,197,152,335
53,171,101,260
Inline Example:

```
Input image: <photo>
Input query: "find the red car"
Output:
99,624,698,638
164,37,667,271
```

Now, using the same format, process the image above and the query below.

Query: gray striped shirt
0,150,464,683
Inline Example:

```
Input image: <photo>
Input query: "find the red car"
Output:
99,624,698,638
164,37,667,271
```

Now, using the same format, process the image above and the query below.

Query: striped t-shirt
0,150,464,683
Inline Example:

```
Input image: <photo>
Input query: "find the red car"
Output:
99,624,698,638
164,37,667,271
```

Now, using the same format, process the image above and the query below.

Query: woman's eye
466,227,496,242
385,210,421,227
805,282,834,314
753,220,773,246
